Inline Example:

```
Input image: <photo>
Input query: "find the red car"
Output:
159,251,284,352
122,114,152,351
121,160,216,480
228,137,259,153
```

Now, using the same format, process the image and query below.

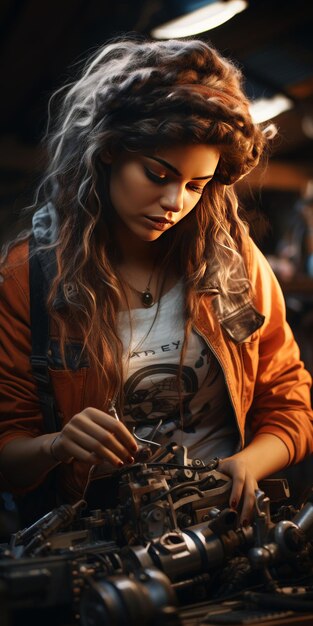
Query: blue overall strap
29,235,61,433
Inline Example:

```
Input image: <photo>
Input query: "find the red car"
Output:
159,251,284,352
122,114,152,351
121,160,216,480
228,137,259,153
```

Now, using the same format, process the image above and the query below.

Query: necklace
123,264,157,308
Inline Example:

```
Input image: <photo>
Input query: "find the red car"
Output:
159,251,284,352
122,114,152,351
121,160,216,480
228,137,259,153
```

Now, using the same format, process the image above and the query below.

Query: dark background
1,0,313,371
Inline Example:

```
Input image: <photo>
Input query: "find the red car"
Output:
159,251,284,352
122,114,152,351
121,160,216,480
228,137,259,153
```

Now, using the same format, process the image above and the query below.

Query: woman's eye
144,167,167,184
144,166,204,194
188,183,204,194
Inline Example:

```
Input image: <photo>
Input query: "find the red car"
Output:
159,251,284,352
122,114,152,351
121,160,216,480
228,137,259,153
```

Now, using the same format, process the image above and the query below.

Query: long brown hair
8,37,273,408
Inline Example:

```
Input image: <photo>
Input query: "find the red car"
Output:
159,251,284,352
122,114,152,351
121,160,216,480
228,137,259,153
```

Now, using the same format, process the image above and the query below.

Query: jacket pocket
49,367,88,423
48,339,89,371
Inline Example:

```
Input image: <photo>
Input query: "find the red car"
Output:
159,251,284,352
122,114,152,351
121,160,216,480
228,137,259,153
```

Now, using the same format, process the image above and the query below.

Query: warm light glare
249,95,293,124
151,0,248,39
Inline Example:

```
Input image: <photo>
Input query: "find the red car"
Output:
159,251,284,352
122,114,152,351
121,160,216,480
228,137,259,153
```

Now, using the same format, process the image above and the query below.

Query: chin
135,230,163,242
142,233,164,242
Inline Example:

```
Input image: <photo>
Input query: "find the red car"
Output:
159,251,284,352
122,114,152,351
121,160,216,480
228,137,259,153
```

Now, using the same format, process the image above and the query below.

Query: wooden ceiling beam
239,160,313,192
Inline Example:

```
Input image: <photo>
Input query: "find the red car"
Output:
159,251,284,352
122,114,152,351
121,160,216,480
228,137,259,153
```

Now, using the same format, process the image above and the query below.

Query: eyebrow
145,155,214,180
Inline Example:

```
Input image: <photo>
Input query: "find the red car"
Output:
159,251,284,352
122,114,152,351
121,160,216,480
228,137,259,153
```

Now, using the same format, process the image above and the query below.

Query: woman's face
108,143,220,242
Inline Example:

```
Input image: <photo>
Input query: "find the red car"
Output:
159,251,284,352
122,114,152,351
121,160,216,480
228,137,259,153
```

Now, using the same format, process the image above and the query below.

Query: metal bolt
192,458,203,467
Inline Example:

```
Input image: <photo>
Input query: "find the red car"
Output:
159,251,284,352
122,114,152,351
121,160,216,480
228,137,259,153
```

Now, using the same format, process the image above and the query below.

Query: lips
146,216,174,225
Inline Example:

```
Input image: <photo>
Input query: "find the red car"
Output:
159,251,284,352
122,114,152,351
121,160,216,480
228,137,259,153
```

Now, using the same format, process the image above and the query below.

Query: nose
160,182,184,213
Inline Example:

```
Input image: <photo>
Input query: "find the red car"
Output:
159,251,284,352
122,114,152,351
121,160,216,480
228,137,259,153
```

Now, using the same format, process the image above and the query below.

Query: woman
0,37,312,526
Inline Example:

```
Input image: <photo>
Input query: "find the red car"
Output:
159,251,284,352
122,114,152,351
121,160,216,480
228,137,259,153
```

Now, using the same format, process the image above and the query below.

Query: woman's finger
65,417,135,462
239,477,258,525
53,433,127,467
77,407,138,451
228,473,245,511
218,458,244,510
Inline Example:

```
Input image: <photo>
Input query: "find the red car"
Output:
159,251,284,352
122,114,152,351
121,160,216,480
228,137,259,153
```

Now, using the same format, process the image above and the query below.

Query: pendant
142,288,154,308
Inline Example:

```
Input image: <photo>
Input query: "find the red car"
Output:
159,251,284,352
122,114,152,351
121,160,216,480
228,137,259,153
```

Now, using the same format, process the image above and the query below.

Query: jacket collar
199,249,265,342
32,204,265,341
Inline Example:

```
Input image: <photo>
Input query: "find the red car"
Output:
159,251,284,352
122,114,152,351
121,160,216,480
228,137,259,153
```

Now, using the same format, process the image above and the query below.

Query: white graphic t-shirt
118,280,239,463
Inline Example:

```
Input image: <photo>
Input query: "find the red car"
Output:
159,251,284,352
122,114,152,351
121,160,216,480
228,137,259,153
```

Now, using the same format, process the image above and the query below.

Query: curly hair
12,37,274,409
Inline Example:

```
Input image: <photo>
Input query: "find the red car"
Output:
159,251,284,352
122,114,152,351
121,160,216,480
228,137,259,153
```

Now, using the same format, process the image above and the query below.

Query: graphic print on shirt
123,345,219,433
125,363,196,427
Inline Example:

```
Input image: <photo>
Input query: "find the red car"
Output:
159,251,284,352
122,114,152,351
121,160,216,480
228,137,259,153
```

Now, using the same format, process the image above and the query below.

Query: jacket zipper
193,324,243,450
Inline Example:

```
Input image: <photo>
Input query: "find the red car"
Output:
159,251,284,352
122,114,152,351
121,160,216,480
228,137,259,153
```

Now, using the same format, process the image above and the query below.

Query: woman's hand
217,434,290,526
217,455,258,525
50,407,138,467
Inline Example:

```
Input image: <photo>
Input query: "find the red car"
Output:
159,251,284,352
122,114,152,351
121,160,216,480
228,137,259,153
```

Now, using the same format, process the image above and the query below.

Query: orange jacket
1,237,313,501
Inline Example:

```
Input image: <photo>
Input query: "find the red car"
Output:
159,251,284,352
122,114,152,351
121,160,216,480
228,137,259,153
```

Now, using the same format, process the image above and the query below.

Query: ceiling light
249,94,293,124
151,0,248,39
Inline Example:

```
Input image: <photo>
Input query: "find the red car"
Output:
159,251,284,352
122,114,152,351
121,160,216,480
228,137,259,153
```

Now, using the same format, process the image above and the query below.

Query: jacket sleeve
247,238,313,464
0,241,45,488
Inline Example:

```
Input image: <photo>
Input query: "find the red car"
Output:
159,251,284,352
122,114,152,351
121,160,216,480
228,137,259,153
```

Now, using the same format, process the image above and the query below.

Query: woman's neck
113,221,164,269
111,221,179,310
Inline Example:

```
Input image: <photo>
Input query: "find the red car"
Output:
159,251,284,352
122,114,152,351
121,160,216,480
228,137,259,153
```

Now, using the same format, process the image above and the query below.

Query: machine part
2,448,313,625
80,567,181,626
